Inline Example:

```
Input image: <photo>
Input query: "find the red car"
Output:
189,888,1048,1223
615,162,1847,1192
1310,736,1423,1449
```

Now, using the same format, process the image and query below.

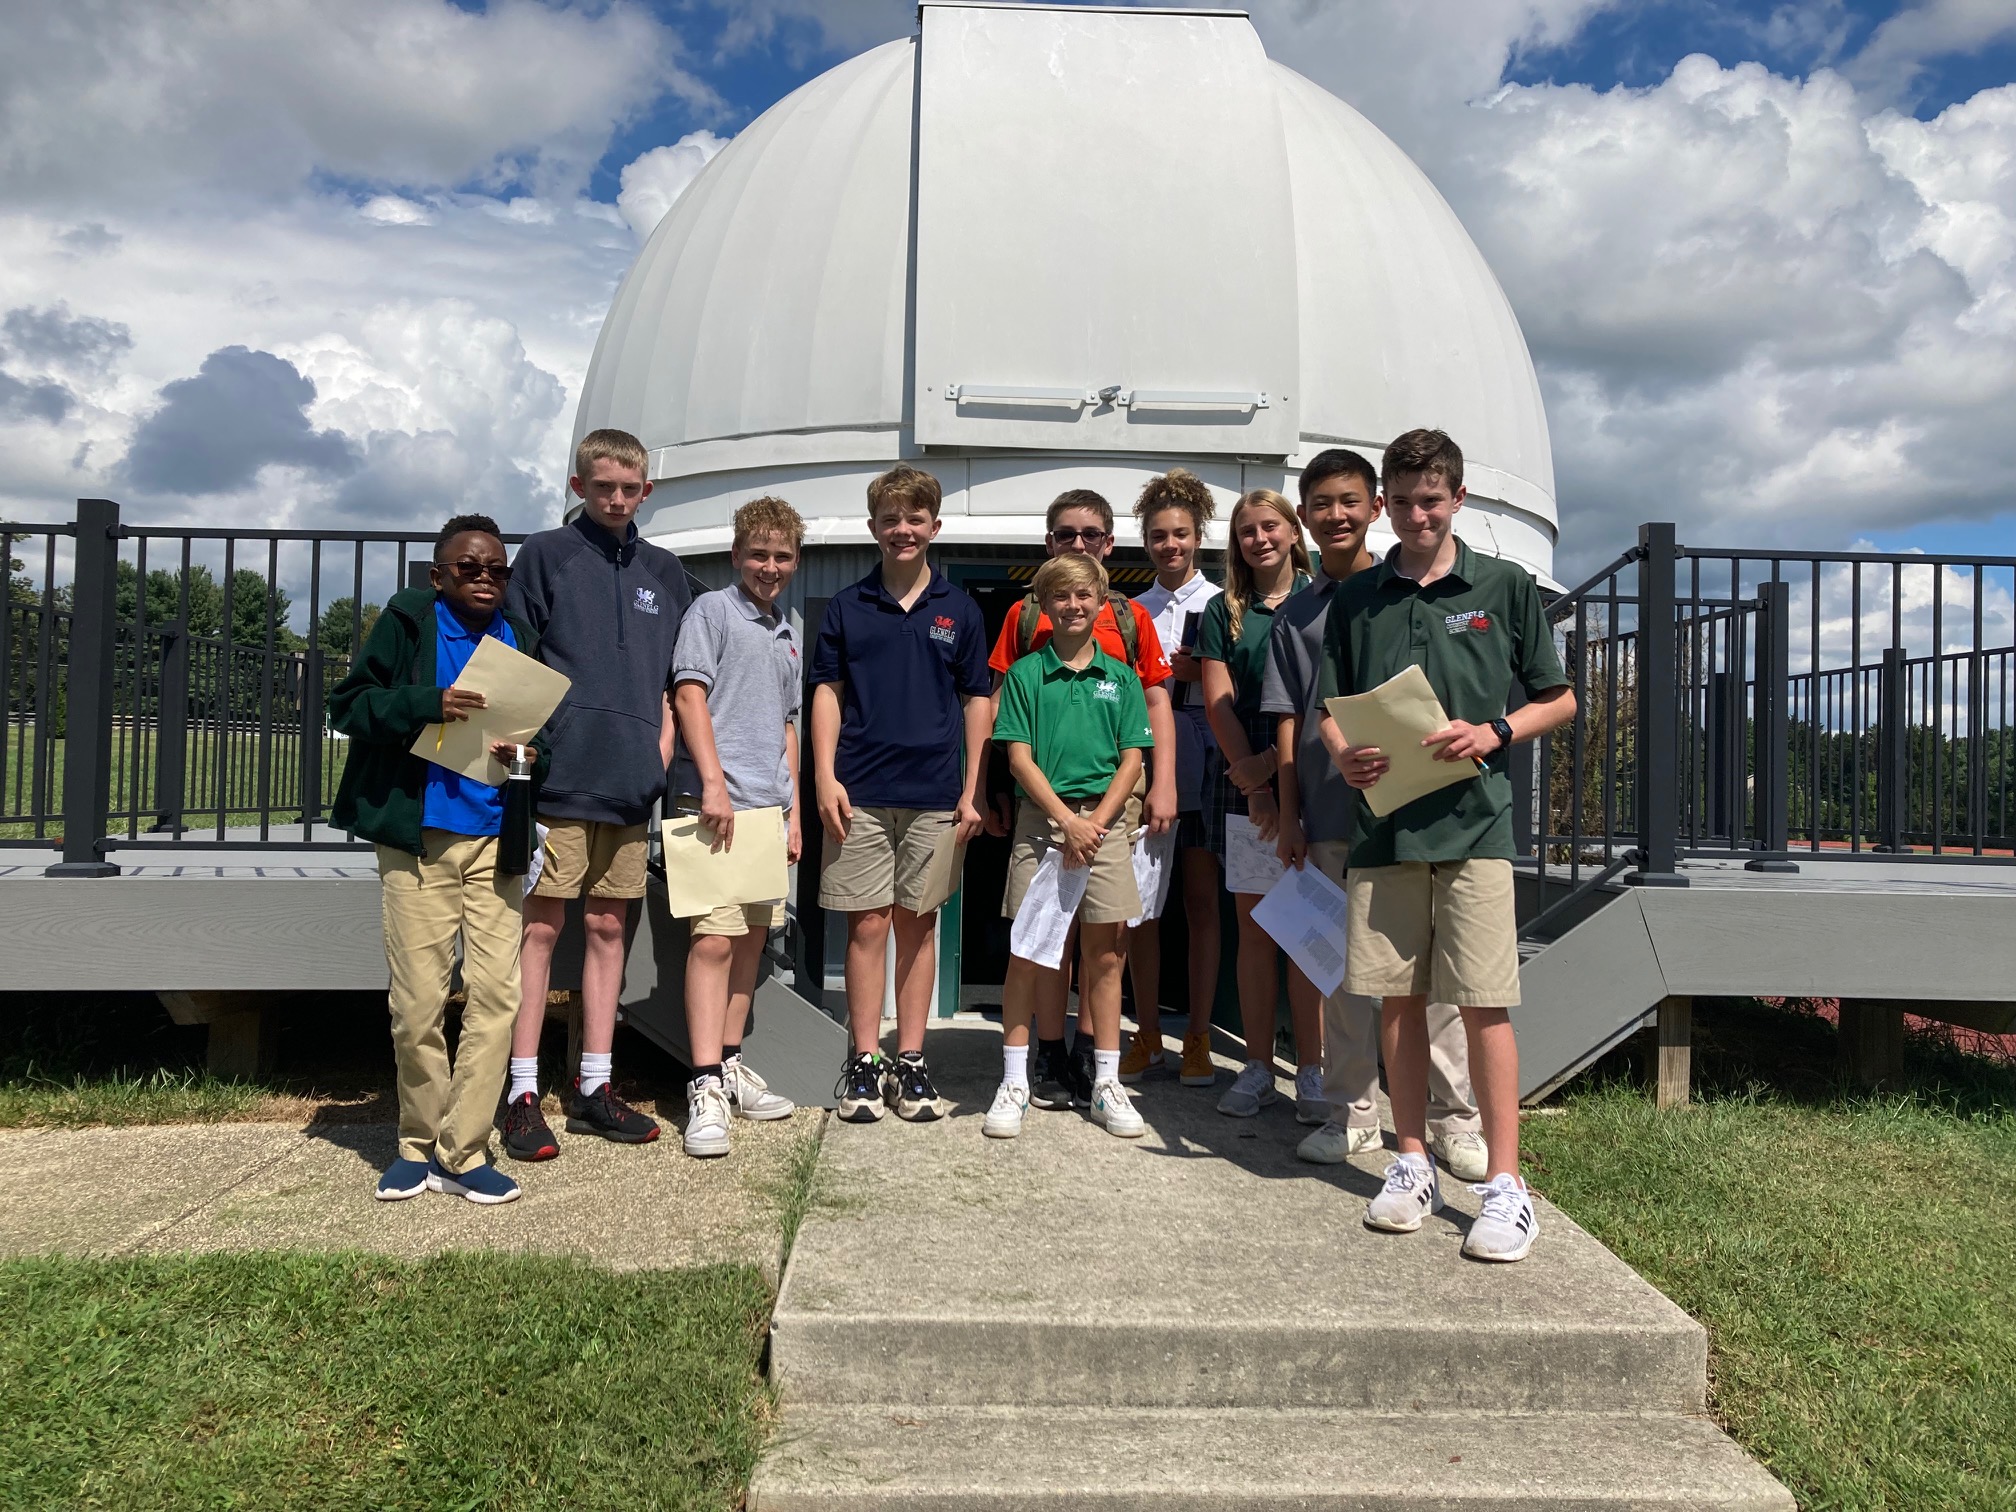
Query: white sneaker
683,1075,732,1158
1463,1174,1539,1262
1293,1066,1329,1126
1215,1060,1277,1118
1089,1079,1146,1138
1428,1126,1488,1183
1296,1120,1382,1164
723,1056,795,1121
983,1081,1030,1139
1364,1152,1442,1233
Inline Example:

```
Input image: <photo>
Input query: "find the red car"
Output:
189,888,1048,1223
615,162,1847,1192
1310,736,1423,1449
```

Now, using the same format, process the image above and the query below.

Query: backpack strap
1107,591,1139,666
1014,591,1043,661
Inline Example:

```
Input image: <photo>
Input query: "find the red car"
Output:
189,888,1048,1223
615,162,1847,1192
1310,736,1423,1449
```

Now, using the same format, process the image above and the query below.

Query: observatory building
573,0,1559,607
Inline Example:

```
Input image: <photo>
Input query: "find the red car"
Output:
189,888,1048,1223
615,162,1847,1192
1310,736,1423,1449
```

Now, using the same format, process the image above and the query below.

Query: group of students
332,421,1571,1264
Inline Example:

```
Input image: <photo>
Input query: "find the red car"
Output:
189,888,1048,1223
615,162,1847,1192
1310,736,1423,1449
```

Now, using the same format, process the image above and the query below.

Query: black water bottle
498,747,534,875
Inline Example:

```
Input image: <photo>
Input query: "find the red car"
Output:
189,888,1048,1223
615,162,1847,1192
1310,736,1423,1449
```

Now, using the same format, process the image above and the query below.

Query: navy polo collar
571,510,637,565
861,564,949,609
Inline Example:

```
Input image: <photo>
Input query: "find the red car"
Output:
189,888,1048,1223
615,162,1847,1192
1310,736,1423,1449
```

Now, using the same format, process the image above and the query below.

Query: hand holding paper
662,807,789,918
412,636,571,785
1324,664,1483,818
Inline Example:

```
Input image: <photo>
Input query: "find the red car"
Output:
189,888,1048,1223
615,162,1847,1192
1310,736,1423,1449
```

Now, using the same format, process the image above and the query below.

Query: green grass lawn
0,1252,774,1512
1524,1002,2016,1512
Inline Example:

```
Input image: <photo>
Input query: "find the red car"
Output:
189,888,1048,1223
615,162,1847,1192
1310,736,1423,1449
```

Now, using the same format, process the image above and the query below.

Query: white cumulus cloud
616,132,731,240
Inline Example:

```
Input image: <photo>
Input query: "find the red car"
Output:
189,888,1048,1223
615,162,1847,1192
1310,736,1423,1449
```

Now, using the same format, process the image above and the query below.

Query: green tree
314,596,380,662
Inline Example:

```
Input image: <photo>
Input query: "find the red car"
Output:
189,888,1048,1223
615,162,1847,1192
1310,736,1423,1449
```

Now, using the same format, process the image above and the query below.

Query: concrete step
749,1405,1795,1511
772,1023,1704,1413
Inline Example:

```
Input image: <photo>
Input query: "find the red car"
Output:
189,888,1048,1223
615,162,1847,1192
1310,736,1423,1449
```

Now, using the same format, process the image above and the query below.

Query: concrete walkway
0,1110,819,1275
752,1018,1791,1510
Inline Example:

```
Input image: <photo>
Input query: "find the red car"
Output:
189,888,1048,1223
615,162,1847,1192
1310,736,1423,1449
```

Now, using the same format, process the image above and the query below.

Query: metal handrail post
1876,645,1907,852
1629,524,1688,886
1747,580,1798,872
150,623,189,833
47,498,122,876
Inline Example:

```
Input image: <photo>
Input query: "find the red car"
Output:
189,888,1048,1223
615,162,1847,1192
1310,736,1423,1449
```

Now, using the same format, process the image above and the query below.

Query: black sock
691,1062,724,1083
721,1042,741,1062
1071,1029,1094,1057
1038,1036,1066,1069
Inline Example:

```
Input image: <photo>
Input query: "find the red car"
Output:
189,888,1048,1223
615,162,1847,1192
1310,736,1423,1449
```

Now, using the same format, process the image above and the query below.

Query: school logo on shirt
1095,679,1120,702
1445,609,1491,635
634,587,660,615
929,614,957,647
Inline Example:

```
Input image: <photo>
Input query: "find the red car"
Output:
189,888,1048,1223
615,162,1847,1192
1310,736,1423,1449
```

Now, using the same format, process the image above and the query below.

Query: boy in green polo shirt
1316,429,1574,1263
986,552,1154,1141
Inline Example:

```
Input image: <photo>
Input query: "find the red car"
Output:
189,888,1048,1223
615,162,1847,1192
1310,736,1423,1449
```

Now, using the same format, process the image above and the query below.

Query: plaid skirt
1204,708,1280,856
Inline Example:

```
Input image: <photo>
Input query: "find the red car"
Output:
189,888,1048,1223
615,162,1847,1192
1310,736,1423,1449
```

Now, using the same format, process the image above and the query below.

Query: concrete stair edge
749,1403,1795,1512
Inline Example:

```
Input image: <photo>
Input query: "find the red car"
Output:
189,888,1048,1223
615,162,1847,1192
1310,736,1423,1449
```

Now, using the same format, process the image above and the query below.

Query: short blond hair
1033,552,1107,605
733,496,805,550
575,427,648,481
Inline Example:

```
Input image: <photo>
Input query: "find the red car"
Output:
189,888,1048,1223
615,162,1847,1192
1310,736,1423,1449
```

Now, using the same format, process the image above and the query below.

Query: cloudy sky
2,0,2013,574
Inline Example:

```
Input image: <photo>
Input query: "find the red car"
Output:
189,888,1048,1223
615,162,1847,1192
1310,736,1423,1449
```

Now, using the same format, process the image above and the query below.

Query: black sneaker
1029,1045,1076,1111
500,1091,560,1162
1070,1039,1097,1108
835,1051,887,1123
563,1077,661,1144
887,1052,945,1122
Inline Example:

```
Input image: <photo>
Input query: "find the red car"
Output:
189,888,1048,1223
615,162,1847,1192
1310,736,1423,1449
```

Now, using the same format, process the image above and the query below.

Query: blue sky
2,0,2013,574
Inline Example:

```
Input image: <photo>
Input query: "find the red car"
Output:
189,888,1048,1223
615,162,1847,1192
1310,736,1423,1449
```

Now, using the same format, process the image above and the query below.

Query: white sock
508,1057,539,1102
579,1052,613,1096
1002,1045,1030,1089
1094,1049,1120,1085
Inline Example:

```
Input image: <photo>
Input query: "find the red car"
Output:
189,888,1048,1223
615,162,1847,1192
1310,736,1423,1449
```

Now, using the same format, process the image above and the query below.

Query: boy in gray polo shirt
671,498,807,1159
1265,449,1484,1180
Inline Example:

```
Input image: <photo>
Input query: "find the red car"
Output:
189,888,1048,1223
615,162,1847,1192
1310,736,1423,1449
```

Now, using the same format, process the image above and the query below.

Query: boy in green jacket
329,513,549,1205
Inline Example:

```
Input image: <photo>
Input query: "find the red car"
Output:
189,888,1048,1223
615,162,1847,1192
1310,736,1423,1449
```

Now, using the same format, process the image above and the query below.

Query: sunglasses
1049,527,1110,546
437,561,512,584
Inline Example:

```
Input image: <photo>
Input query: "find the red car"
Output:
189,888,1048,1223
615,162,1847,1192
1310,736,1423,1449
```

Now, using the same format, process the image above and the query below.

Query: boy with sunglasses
330,513,549,1205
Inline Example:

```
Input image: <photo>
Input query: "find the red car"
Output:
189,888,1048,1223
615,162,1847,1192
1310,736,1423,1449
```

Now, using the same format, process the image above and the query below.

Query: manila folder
661,807,790,919
1323,664,1483,818
410,635,571,785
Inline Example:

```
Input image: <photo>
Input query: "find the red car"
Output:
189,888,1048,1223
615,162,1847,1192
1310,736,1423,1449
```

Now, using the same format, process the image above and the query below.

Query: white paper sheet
1223,812,1285,896
1009,846,1090,969
1250,861,1352,998
1127,825,1178,927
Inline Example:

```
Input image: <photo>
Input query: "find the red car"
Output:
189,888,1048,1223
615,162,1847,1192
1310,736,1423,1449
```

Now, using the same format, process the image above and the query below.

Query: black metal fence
4,500,535,869
1521,523,2016,925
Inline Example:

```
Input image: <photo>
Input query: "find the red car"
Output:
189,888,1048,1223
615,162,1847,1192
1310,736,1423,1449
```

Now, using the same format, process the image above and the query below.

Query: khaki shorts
690,901,781,938
1345,858,1520,1008
1002,795,1142,927
819,807,961,914
531,817,649,900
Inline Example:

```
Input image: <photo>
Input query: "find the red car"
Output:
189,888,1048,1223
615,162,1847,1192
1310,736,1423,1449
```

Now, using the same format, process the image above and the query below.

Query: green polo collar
1036,639,1127,681
1377,538,1475,593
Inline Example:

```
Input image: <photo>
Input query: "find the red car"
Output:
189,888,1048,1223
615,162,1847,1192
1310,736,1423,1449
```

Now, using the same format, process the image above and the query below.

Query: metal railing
1519,524,2016,926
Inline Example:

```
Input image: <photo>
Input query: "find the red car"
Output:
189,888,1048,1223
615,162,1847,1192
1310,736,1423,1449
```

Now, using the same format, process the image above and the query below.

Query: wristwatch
1488,717,1514,753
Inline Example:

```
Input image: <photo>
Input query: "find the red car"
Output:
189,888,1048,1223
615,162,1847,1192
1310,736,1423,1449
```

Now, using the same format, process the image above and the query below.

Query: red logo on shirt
929,615,957,647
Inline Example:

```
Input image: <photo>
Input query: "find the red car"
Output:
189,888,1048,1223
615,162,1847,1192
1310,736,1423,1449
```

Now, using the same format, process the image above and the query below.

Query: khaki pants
1307,841,1478,1138
377,830,524,1173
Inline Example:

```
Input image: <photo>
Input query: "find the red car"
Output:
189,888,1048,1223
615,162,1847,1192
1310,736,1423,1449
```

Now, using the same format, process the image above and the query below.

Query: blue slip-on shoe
375,1157,432,1201
426,1160,522,1206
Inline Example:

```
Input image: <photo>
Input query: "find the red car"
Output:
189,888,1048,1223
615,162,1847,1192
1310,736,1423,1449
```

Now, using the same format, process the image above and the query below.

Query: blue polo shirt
809,565,990,809
423,597,517,836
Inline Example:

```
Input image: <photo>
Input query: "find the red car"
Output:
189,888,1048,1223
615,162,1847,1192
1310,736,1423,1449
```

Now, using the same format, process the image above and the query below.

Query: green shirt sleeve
1116,669,1153,751
992,660,1037,747
1513,572,1570,696
1195,595,1232,663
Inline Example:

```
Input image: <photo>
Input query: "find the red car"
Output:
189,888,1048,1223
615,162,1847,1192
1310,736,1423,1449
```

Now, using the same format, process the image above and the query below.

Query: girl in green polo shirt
1199,488,1320,1123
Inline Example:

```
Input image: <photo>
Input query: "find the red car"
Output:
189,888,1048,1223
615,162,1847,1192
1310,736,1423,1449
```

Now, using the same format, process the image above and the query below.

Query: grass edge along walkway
1523,1006,2016,1512
0,1115,830,1512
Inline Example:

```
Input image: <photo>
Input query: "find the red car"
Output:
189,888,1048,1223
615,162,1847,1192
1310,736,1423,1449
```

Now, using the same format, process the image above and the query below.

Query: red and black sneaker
500,1091,560,1162
563,1076,661,1144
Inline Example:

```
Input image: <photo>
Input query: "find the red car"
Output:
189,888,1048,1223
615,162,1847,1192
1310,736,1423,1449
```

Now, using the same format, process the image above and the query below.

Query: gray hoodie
506,513,692,825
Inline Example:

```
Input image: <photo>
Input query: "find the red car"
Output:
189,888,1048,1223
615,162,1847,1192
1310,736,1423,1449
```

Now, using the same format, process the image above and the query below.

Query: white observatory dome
577,3,1558,582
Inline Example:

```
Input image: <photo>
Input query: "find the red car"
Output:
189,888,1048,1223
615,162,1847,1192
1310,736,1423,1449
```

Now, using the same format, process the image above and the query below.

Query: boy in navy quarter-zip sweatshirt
498,428,693,1160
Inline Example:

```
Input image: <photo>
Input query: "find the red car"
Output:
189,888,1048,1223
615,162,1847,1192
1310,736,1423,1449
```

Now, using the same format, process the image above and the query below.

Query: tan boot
1118,1026,1164,1084
1180,1030,1216,1087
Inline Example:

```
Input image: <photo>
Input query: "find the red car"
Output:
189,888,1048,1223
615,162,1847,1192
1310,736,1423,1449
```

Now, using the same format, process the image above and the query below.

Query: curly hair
434,513,503,557
1132,467,1217,534
733,496,806,550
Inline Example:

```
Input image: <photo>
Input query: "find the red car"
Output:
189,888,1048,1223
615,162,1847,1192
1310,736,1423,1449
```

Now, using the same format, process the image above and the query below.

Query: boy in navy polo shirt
810,465,991,1124
329,513,548,1206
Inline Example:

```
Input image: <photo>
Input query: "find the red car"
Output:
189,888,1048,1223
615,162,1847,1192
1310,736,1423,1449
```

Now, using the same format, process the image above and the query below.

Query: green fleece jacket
328,586,550,856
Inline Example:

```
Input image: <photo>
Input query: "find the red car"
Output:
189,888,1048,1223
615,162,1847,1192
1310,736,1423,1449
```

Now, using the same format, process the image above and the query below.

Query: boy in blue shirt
329,514,548,1205
810,465,991,1123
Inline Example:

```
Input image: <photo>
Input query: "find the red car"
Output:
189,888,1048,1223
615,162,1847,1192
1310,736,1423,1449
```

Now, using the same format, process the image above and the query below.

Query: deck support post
1837,1000,1905,1089
1654,995,1693,1109
158,990,277,1079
